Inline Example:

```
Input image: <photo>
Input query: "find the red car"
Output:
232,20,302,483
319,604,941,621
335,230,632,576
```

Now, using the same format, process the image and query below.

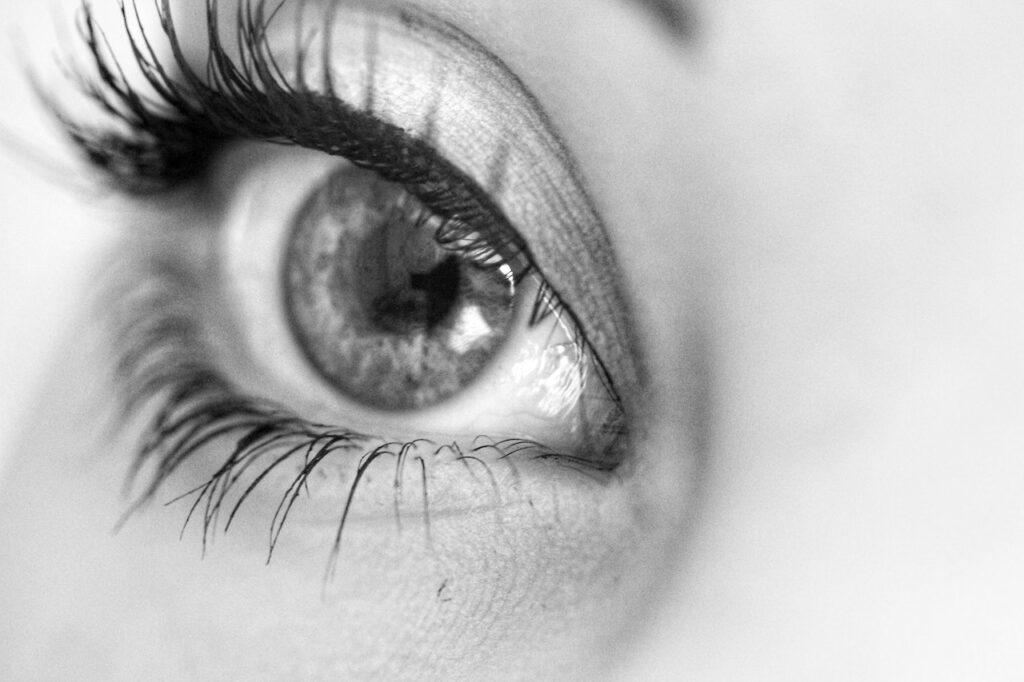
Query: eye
50,0,642,566
216,145,627,470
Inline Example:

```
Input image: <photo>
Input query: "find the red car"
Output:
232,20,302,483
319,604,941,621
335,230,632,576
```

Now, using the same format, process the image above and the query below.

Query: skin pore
2,0,1024,680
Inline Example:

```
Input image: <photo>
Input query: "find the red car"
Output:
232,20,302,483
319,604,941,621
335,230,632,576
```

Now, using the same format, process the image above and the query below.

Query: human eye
29,0,649,676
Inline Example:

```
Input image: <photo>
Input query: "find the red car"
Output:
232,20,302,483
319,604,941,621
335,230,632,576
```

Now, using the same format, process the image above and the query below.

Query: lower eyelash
102,251,611,579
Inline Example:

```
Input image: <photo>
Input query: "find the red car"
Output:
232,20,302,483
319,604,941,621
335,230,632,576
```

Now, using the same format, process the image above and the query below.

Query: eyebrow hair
628,0,697,40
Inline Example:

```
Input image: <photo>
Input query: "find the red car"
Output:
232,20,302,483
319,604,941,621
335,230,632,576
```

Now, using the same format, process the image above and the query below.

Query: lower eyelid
98,230,622,567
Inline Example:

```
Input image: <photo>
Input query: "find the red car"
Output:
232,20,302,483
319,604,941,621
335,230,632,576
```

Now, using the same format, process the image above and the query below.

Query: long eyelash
50,0,527,270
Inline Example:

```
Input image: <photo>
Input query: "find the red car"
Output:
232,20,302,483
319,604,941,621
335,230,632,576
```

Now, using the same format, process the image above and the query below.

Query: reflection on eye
47,0,640,569
284,163,517,411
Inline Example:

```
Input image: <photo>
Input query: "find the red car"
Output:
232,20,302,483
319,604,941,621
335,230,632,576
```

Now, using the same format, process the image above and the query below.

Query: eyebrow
627,0,697,40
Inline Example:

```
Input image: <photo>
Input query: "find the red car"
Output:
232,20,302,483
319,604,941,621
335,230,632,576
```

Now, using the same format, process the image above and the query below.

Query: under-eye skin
49,0,643,567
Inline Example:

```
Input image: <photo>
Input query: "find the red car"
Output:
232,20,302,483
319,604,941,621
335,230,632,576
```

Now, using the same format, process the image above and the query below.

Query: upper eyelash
49,0,529,271
51,0,623,394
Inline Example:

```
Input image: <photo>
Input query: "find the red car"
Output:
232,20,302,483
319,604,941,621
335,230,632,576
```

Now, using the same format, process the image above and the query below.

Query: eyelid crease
52,0,646,443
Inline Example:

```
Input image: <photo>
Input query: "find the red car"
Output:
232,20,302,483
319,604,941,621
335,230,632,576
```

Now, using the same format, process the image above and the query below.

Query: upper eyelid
55,0,644,422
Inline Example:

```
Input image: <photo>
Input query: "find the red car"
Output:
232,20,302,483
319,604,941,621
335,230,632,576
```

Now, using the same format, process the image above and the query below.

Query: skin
2,0,1024,679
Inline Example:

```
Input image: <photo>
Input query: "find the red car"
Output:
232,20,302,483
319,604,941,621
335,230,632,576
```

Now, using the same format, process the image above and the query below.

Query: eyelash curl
47,0,627,574
56,0,526,267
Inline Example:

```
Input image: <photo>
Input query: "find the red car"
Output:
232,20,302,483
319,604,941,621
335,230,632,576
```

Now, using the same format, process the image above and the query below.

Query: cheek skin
616,1,1024,678
0,320,664,682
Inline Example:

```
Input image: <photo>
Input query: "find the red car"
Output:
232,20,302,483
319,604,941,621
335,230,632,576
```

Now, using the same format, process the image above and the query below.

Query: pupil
370,256,462,334
409,256,462,327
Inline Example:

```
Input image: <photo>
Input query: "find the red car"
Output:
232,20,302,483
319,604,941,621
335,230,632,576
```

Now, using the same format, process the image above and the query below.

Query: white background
0,3,115,473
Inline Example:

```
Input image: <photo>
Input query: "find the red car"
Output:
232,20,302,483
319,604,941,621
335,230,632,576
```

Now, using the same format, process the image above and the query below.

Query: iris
285,164,517,411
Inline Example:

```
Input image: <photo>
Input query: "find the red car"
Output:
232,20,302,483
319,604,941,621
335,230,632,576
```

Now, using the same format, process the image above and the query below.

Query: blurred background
0,3,115,471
